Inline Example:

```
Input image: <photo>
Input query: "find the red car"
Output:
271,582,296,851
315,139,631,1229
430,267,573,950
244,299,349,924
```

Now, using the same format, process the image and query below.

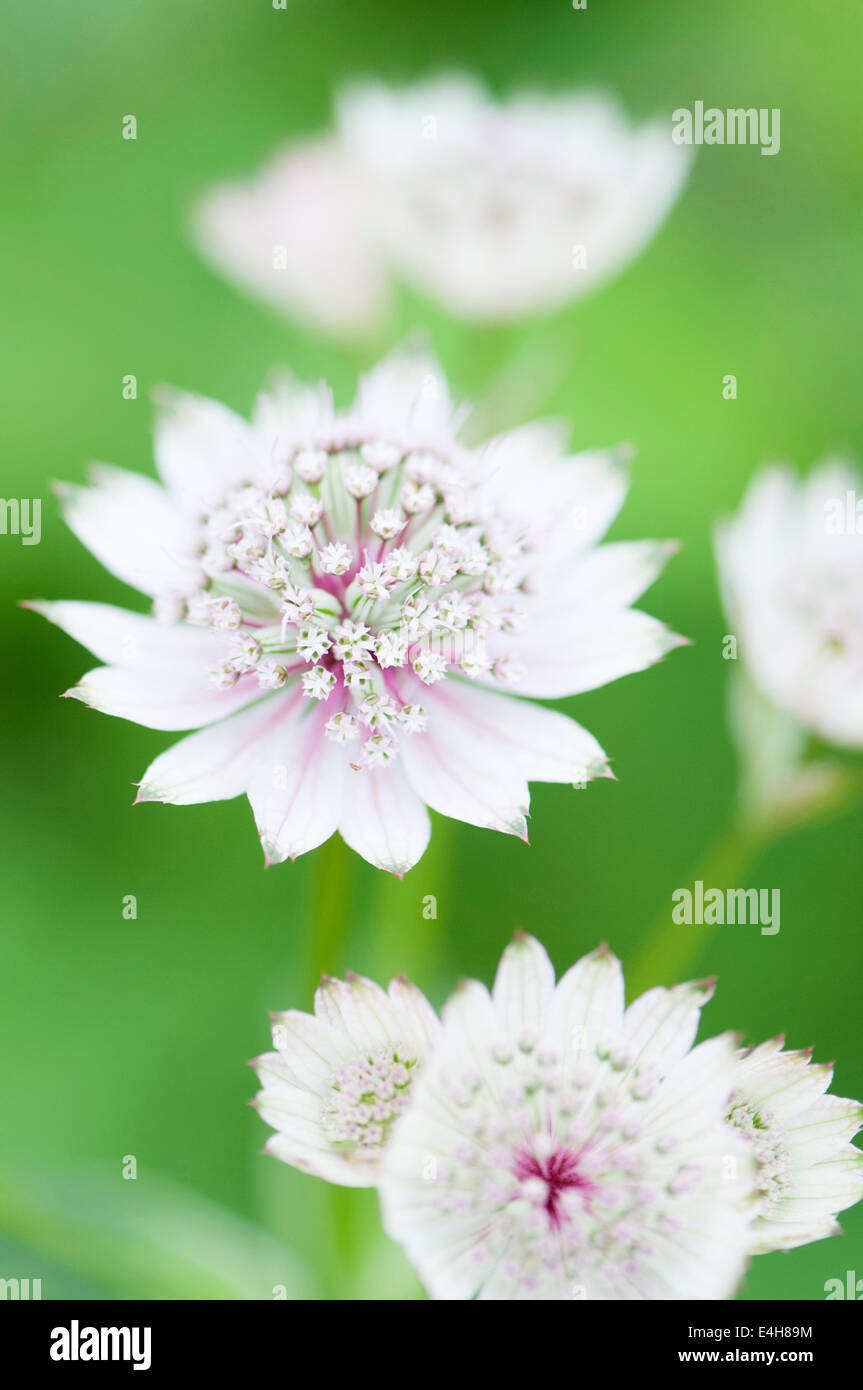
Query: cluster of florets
179,436,529,770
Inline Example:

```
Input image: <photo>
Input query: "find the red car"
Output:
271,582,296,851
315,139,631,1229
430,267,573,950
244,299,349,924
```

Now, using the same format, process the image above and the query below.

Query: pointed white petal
400,685,529,836
431,682,609,784
547,944,625,1063
137,694,292,804
622,977,716,1078
30,600,223,669
338,760,430,874
66,665,266,730
246,709,347,864
57,465,200,598
487,607,685,698
491,934,555,1039
153,389,262,514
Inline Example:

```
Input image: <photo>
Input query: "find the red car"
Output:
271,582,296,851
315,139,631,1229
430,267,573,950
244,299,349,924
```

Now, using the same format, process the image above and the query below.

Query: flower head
33,352,682,873
378,935,753,1300
194,76,691,336
253,973,440,1186
729,1036,863,1253
716,461,863,748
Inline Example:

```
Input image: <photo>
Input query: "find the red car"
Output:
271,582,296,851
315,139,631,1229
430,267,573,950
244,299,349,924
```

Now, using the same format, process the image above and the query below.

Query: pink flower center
513,1145,594,1229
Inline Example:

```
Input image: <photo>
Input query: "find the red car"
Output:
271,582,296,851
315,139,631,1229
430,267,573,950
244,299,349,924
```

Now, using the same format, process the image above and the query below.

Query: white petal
622,977,716,1078
552,539,678,609
547,944,625,1063
245,708,347,864
192,138,388,341
491,934,555,1039
153,388,262,514
488,606,685,698
483,432,629,553
338,761,430,874
66,665,265,731
355,348,458,449
30,600,224,669
400,685,529,835
137,694,293,804
57,465,200,598
433,682,609,784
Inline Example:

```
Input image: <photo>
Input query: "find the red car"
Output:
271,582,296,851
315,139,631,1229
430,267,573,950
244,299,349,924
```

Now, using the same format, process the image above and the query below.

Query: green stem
626,819,768,999
308,834,355,992
366,815,451,993
308,835,360,1297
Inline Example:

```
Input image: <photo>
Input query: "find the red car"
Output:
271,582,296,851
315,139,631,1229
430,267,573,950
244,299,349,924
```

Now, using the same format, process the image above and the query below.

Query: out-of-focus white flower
728,1037,863,1254
379,934,754,1300
193,76,691,336
253,973,440,1186
716,461,863,750
192,139,390,340
33,352,682,873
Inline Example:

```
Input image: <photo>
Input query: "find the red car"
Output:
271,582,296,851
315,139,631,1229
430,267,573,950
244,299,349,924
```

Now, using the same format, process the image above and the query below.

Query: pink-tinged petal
547,539,679,609
622,978,716,1078
246,708,347,864
28,600,225,669
427,682,609,784
386,977,441,1050
338,760,430,874
56,465,201,598
492,933,555,1037
480,431,629,553
192,138,389,342
313,975,399,1050
263,1132,380,1188
355,350,458,448
66,665,265,731
136,694,295,804
487,607,686,699
153,389,263,515
260,1013,354,1089
547,944,625,1063
400,688,529,836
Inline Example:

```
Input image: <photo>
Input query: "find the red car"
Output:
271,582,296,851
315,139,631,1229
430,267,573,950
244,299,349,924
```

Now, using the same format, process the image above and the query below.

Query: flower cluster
253,934,863,1300
34,353,681,873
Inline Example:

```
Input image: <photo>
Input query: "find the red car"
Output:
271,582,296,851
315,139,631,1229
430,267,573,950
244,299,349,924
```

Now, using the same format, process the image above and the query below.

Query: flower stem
366,816,450,994
308,834,355,992
308,835,360,1297
626,820,768,999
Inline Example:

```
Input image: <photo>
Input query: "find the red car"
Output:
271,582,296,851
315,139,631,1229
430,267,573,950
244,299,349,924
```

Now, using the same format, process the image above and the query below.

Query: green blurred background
1,0,862,1300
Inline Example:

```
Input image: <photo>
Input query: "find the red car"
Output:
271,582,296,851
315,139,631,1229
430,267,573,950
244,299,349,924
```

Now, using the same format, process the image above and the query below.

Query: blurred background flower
2,0,862,1300
194,75,690,336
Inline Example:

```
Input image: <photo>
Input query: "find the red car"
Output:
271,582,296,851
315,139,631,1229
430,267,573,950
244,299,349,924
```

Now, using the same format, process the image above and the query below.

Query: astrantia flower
716,461,863,748
253,973,440,1185
194,76,691,336
33,353,682,873
378,935,754,1300
728,1037,863,1253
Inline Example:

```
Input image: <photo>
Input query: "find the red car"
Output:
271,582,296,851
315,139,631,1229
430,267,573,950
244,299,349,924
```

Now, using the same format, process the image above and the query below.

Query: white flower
728,1037,863,1253
252,973,440,1186
378,935,754,1300
193,76,691,336
32,352,682,874
715,461,863,748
